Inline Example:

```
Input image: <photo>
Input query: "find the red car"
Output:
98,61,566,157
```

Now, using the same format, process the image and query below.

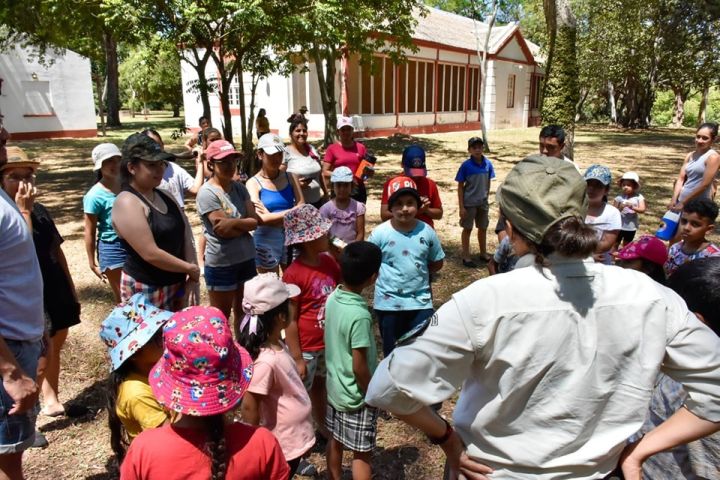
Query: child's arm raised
352,347,372,395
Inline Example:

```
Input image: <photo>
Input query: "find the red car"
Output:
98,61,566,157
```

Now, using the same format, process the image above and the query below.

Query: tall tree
542,0,579,157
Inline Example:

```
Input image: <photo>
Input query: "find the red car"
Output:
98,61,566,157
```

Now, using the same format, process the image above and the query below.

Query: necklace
139,190,156,205
259,171,280,181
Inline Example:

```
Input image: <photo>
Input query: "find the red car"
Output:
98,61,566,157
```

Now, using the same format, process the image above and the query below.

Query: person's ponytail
535,216,598,265
107,363,131,464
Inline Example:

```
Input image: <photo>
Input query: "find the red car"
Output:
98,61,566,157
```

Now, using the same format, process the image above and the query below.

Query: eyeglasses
3,172,35,183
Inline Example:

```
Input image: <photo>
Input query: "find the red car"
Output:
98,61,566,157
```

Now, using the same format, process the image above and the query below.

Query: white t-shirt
585,203,621,264
158,161,194,207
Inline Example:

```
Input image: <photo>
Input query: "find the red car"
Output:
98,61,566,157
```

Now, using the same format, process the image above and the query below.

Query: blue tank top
255,173,295,212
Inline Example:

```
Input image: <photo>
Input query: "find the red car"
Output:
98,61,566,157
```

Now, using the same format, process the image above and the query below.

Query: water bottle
655,210,680,240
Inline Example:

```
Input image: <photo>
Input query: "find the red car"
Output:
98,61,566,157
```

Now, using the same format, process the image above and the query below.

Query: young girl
584,164,621,264
84,143,126,303
99,293,172,462
120,305,289,479
238,274,316,477
197,128,223,270
613,171,646,248
614,235,668,285
319,166,365,248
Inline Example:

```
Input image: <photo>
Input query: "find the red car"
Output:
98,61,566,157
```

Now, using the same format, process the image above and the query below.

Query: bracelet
427,417,454,445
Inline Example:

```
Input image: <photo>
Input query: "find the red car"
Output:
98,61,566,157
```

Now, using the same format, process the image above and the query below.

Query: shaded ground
16,112,716,479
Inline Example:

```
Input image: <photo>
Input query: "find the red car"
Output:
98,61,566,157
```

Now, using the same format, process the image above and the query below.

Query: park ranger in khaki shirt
366,156,720,480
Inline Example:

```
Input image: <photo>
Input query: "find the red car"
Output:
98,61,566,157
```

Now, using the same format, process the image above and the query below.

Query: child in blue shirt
456,137,495,267
369,176,444,357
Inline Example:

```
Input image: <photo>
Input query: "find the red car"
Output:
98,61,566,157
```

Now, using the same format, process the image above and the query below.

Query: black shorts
617,230,636,246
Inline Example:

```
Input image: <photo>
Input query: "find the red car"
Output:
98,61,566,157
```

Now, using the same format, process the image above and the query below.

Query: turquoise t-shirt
83,183,119,243
368,220,445,311
324,286,378,412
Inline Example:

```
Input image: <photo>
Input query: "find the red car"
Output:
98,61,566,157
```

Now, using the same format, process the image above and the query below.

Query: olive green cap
497,155,588,244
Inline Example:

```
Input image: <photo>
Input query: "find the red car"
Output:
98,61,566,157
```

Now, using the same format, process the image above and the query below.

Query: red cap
205,140,238,161
616,235,668,266
386,175,420,208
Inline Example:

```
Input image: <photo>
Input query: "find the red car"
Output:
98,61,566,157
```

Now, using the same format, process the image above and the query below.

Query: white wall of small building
0,45,96,137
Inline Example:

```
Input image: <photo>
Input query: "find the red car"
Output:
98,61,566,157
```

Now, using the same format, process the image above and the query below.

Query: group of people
1,111,720,480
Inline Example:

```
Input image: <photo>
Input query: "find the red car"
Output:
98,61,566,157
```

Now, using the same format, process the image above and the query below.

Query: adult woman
284,118,328,208
196,140,258,324
669,122,720,213
84,143,126,303
246,133,304,272
322,116,371,203
2,147,81,418
366,155,720,480
112,133,199,311
256,108,270,139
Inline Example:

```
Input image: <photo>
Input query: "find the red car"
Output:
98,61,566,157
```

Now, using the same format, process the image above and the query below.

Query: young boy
324,241,383,480
664,197,720,276
283,204,341,440
369,176,444,357
379,145,443,228
456,136,495,267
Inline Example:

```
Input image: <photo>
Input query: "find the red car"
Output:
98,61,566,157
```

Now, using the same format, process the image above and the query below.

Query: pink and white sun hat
149,306,253,416
283,204,332,246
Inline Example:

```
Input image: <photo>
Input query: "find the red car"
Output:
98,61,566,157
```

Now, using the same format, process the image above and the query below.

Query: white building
181,7,543,138
0,44,96,139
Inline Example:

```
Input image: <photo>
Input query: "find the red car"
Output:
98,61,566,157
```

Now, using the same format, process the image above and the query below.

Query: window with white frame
359,56,395,115
507,74,516,108
437,63,466,112
398,59,435,114
228,78,241,106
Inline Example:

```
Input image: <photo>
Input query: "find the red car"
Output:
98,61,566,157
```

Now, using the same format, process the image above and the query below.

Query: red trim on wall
358,121,482,139
9,129,97,140
464,55,470,123
493,29,536,66
492,55,535,67
433,49,439,126
395,63,400,128
23,113,56,118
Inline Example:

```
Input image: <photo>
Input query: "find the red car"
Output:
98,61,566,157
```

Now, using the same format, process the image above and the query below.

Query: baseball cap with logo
205,140,239,161
122,133,175,163
91,143,122,171
257,133,287,155
386,175,421,209
497,155,588,244
336,116,354,130
1,146,39,172
402,145,427,177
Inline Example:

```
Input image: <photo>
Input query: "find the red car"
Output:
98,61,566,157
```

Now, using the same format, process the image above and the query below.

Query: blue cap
402,145,426,177
584,164,612,186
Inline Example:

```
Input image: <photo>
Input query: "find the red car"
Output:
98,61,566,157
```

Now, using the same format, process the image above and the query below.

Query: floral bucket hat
149,306,253,416
99,293,173,371
284,204,332,246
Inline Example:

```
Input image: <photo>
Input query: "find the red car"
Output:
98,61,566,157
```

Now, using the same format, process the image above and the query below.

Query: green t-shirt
324,285,378,412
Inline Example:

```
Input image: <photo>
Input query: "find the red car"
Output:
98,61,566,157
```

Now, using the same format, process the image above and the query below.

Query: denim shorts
254,226,287,270
0,339,42,454
204,259,257,291
98,240,127,272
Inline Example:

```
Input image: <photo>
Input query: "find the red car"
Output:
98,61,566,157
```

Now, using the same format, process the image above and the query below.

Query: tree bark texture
189,48,213,120
698,84,709,126
312,47,339,148
472,0,497,152
608,81,617,125
103,31,121,127
542,0,579,158
671,87,686,128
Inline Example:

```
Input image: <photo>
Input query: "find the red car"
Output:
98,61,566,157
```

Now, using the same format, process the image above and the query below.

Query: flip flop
40,407,65,418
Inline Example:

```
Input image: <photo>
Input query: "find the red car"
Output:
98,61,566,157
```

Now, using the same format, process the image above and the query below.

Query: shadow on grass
84,457,119,480
40,378,107,434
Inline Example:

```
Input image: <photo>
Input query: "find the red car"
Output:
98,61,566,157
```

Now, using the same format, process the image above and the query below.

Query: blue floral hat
99,293,173,371
584,164,612,186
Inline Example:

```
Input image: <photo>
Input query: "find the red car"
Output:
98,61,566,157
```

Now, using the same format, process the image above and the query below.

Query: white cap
336,116,354,130
91,143,121,171
330,166,354,183
257,133,287,155
621,171,640,186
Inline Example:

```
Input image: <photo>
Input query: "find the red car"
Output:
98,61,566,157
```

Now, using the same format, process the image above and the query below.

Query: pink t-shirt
246,345,315,461
324,142,368,178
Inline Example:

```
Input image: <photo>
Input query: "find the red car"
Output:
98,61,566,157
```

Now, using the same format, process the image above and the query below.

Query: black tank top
121,186,187,286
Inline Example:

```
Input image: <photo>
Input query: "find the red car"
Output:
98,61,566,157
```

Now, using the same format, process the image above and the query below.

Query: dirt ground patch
15,113,716,479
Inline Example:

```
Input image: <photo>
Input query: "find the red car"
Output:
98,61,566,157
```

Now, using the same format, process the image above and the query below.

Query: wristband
427,417,454,445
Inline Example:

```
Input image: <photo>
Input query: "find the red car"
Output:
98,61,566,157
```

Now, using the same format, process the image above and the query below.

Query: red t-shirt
282,253,341,352
381,175,442,228
120,423,289,480
324,142,368,179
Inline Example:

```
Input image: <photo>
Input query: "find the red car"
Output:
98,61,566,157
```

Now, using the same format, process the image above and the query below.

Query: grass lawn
16,112,716,479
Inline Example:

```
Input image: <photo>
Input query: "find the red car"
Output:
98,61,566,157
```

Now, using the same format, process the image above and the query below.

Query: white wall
0,45,96,136
488,60,529,129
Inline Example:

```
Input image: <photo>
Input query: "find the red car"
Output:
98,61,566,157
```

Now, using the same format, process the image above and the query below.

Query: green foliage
542,24,579,128
651,88,720,127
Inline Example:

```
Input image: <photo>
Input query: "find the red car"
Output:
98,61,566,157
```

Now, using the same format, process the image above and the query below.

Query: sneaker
32,431,48,449
296,458,318,477
462,259,479,268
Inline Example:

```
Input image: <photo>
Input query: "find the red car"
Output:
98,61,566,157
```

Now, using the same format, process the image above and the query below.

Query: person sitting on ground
282,205,340,441
366,154,720,480
664,197,720,277
84,143,126,303
324,241,383,480
2,147,81,422
380,145,443,228
614,235,668,285
238,273,317,478
99,293,172,462
120,306,289,479
319,166,365,248
456,137,494,267
369,176,444,357
584,164,621,264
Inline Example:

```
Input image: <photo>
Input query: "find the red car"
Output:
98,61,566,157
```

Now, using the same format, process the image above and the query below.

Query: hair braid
205,414,227,480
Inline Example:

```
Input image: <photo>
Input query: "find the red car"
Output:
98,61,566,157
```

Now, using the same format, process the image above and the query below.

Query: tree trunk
608,81,617,125
312,46,338,148
671,87,685,128
472,0,497,152
542,0,579,158
103,31,121,127
698,84,709,126
172,104,180,117
243,72,262,175
575,87,589,123
208,43,235,144
93,73,106,137
188,48,213,120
